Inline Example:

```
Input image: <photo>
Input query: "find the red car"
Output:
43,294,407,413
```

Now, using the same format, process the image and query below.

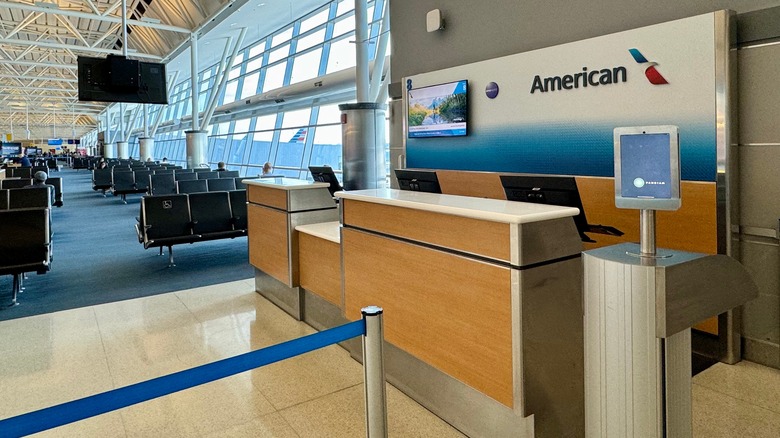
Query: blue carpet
0,168,254,321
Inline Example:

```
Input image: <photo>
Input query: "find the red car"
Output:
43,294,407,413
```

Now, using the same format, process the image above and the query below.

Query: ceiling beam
0,84,77,93
0,1,191,34
0,73,78,83
0,36,163,60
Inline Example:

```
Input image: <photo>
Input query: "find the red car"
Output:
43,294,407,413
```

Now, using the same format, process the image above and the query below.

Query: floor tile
202,412,300,438
29,412,126,438
693,361,780,414
120,373,276,438
280,383,466,438
693,383,780,438
250,344,364,410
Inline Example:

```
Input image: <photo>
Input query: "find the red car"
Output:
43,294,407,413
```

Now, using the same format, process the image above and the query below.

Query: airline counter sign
529,48,668,94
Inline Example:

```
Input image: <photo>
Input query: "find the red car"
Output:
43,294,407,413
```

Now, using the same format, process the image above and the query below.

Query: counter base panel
299,233,342,307
248,204,291,286
255,269,304,320
342,227,514,408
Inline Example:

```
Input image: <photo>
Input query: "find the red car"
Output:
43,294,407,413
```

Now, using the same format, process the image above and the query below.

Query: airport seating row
0,178,63,207
0,208,52,307
135,190,248,266
93,168,251,202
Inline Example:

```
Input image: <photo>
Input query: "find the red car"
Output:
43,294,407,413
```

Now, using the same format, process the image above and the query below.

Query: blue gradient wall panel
404,13,718,182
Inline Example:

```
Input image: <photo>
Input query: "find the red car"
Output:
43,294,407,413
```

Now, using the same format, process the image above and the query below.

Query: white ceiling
0,0,329,141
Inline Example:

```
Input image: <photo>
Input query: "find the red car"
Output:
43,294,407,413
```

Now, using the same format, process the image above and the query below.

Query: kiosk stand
583,126,758,437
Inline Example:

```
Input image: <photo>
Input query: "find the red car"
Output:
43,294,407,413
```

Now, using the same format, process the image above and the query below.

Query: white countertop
336,189,579,224
295,221,341,243
243,178,330,190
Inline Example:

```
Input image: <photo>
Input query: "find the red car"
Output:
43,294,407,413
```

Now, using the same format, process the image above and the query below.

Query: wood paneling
342,199,511,262
437,170,507,200
248,204,291,286
248,184,288,210
576,177,718,255
299,233,342,307
342,228,514,407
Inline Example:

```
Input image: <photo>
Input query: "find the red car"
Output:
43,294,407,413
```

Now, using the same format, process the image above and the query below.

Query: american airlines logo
628,48,668,85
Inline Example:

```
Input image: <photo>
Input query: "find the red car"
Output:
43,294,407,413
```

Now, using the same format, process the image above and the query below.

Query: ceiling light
34,1,60,9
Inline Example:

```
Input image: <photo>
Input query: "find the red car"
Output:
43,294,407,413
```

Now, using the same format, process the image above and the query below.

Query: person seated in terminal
19,150,31,167
216,161,227,171
146,157,154,163
161,157,168,163
24,171,55,206
96,158,108,169
262,162,273,175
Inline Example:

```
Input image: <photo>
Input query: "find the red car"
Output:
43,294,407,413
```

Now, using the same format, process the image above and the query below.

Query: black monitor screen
308,166,343,196
500,174,593,242
78,55,168,104
1,143,22,156
394,169,441,193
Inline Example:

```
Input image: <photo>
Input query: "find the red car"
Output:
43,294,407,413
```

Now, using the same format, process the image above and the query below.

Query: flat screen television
500,174,623,243
308,165,343,196
407,79,468,138
394,169,441,193
78,55,168,104
0,143,22,157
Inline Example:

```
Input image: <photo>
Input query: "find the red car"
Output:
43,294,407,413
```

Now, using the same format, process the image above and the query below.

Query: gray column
139,137,155,161
104,143,116,159
339,103,386,191
116,141,129,159
185,130,208,169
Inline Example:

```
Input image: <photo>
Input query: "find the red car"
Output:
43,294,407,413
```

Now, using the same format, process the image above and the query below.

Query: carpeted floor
0,168,254,321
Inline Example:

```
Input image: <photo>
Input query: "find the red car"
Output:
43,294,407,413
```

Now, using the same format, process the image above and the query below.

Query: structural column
104,142,116,158
185,130,208,168
116,141,129,159
139,137,155,161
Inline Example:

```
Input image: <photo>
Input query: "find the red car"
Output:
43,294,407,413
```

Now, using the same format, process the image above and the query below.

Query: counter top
336,189,579,224
295,221,341,243
244,178,330,190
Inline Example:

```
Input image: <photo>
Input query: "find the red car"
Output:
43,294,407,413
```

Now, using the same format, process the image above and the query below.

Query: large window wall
127,0,388,179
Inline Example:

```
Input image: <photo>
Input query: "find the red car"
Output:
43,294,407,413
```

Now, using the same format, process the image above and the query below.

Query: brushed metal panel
288,187,337,212
255,269,303,320
738,43,780,144
520,257,584,438
665,330,693,438
739,145,780,228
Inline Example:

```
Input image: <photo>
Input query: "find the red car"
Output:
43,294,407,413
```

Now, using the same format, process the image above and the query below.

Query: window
272,27,294,47
241,72,260,99
327,37,356,73
301,9,329,34
269,44,290,64
332,16,355,38
262,63,286,92
290,48,323,84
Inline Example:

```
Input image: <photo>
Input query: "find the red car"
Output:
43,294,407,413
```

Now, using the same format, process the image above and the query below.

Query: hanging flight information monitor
613,125,681,211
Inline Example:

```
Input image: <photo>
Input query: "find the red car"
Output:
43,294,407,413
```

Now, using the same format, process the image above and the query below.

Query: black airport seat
175,172,198,181
2,179,32,189
189,192,245,241
134,170,153,192
174,168,194,174
229,190,248,231
45,177,64,207
154,169,174,175
234,177,258,190
150,174,177,195
112,171,146,203
0,208,51,306
9,187,51,209
0,189,7,209
193,168,211,172
46,159,59,172
207,178,236,192
93,169,113,194
136,194,195,267
11,167,32,179
218,170,240,178
73,158,89,170
177,179,208,194
197,171,219,180
32,166,47,175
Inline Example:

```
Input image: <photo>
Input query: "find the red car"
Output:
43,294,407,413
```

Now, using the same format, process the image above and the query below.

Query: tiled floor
1,279,779,437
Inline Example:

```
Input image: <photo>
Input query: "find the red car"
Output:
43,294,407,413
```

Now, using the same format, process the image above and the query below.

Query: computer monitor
394,169,441,193
500,174,623,243
308,166,343,196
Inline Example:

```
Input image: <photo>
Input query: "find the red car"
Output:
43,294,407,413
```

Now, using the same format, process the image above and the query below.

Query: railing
0,306,387,438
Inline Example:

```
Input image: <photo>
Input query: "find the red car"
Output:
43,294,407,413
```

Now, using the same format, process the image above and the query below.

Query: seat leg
2,274,21,308
167,246,176,268
159,247,164,256
122,194,127,204
19,274,24,292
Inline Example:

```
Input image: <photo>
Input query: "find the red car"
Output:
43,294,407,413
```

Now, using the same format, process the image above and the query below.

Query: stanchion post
362,306,387,438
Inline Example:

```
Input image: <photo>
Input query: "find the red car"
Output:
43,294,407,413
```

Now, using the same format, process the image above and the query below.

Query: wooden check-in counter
245,178,338,319
335,189,585,438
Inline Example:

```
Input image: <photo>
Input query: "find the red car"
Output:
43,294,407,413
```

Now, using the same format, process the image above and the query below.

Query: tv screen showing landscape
407,80,467,138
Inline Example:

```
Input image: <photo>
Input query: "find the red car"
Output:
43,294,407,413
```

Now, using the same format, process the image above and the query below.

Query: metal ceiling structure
0,0,226,141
